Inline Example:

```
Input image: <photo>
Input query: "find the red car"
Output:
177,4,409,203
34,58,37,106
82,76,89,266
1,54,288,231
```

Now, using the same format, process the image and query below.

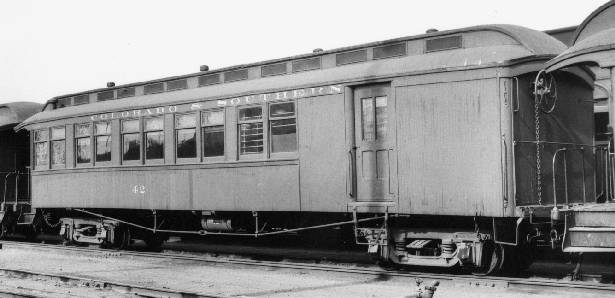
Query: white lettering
330,85,342,94
133,110,142,117
155,107,165,114
293,89,306,97
146,109,154,115
90,115,98,121
191,103,203,110
168,105,177,113
121,111,130,117
217,100,227,107
230,98,241,105
100,114,108,120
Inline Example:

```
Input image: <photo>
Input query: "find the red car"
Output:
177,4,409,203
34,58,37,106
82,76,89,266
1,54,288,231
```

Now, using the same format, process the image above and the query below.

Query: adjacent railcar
17,24,595,274
0,102,42,236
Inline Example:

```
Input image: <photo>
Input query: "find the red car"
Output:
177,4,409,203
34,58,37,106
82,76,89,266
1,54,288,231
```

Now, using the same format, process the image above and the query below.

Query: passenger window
94,121,112,163
269,102,297,153
144,117,164,160
176,113,197,159
34,129,49,170
202,110,224,157
122,119,141,162
238,107,263,155
361,96,387,140
50,126,66,167
75,123,91,164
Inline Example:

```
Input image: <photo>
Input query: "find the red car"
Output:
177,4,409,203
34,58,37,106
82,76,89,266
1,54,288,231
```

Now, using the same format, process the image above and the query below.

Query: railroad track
0,240,614,297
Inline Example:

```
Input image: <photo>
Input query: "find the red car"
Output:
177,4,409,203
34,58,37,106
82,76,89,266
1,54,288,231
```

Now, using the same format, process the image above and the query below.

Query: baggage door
354,84,395,202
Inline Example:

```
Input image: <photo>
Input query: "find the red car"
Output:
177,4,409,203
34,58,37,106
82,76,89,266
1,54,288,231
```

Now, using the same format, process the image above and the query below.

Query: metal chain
534,79,543,205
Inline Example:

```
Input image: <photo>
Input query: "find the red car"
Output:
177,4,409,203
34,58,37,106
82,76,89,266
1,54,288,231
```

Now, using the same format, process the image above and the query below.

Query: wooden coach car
17,24,595,274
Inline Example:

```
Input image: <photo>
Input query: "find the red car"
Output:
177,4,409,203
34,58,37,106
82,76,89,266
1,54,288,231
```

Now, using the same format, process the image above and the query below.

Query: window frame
94,121,113,166
143,116,165,164
49,126,66,169
237,105,265,159
201,109,225,162
121,118,142,165
268,101,298,158
175,112,198,163
33,128,49,170
74,123,93,167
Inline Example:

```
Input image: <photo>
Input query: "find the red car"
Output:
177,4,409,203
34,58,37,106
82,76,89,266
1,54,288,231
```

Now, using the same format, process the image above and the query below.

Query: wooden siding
298,94,347,212
395,79,503,217
32,162,299,211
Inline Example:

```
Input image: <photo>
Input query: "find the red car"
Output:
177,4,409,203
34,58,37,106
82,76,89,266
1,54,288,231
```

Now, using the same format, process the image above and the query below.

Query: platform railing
600,140,615,202
551,147,589,206
1,170,31,211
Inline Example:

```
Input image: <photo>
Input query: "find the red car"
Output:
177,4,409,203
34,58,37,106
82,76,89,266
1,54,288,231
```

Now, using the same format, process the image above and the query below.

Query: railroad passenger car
0,102,42,236
541,1,615,273
17,24,596,274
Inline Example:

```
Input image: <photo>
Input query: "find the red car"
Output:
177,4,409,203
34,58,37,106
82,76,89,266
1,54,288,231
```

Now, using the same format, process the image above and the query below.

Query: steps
563,203,615,252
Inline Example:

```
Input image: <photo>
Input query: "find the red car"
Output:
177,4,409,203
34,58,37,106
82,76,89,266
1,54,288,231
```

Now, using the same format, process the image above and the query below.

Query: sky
0,0,608,104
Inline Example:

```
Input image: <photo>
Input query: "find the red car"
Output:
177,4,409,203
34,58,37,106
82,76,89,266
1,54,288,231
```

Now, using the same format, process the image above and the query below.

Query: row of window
34,102,297,169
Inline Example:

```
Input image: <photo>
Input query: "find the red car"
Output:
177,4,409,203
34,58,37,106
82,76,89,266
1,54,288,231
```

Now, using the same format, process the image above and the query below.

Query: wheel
472,241,503,276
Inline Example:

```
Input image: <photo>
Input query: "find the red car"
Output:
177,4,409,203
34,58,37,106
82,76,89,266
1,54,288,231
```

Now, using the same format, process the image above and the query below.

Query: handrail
513,77,520,113
516,140,596,147
3,172,15,206
14,172,20,206
551,147,589,206
552,148,568,206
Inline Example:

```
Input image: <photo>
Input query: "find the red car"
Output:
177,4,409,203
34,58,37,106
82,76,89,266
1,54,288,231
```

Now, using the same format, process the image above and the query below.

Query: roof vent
106,82,115,87
313,48,323,53
426,28,439,34
200,65,210,72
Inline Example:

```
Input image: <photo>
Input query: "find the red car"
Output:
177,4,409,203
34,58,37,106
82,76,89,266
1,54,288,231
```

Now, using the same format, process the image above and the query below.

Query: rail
3,240,615,295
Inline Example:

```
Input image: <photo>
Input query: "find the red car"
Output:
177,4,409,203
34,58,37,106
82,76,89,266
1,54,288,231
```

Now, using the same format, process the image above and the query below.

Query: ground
0,245,612,297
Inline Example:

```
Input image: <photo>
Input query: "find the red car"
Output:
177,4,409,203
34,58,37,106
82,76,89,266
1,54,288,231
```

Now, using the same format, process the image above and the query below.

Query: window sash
122,133,141,161
238,107,263,122
239,123,263,154
95,121,111,136
203,125,224,157
144,117,164,132
75,137,91,164
202,110,224,126
51,140,66,166
176,128,197,159
34,142,49,168
95,135,112,162
145,131,164,160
